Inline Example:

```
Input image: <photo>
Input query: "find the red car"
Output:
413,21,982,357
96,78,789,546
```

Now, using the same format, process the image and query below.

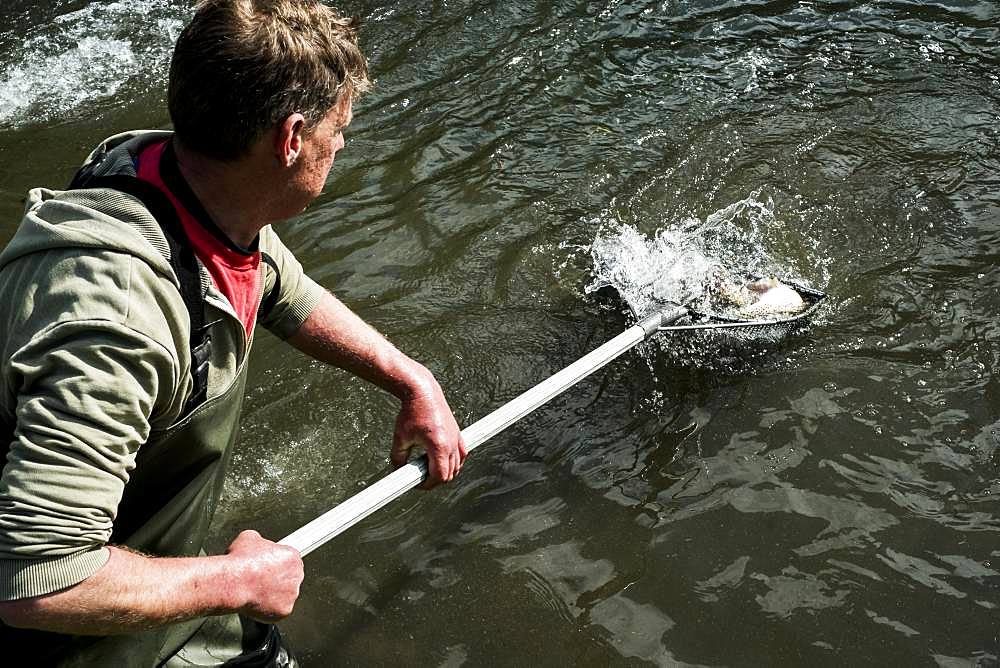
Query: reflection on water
2,0,1000,665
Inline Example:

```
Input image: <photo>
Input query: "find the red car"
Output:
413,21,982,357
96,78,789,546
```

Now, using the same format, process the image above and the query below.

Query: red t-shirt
136,141,261,336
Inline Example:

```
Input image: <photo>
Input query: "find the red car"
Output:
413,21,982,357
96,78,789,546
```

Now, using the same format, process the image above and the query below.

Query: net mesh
654,279,826,339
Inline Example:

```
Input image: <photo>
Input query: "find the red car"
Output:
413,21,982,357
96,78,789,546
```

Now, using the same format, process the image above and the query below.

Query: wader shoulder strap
66,173,211,414
258,252,282,324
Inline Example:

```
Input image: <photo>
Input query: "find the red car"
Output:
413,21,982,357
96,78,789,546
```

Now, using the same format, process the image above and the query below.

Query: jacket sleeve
0,253,187,601
257,226,326,339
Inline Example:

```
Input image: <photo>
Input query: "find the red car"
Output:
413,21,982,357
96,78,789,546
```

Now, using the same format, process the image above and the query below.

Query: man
0,0,466,664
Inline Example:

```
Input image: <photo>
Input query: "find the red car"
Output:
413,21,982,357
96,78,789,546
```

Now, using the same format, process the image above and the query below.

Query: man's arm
0,292,302,635
286,291,467,486
0,531,301,635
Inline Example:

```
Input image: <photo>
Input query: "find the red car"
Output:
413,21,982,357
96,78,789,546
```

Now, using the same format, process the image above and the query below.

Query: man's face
292,95,353,206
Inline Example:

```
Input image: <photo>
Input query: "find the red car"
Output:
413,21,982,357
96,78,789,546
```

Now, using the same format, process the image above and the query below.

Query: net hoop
653,278,827,334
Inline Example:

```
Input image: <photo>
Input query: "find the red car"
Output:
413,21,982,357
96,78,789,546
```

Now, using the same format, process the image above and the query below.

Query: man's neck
172,139,272,250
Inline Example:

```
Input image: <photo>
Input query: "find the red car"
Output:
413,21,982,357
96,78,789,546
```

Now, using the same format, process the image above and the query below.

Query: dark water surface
3,0,1000,665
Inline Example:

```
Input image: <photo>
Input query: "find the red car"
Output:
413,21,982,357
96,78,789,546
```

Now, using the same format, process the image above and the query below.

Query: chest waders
2,172,295,667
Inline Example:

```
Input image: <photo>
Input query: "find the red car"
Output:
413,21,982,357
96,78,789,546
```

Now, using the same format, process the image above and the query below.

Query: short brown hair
168,0,371,161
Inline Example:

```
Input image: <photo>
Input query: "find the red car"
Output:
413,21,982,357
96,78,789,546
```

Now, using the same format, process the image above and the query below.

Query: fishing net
624,277,828,375
653,279,827,339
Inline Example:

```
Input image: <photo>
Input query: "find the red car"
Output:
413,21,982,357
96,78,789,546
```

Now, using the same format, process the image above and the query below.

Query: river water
2,0,1000,665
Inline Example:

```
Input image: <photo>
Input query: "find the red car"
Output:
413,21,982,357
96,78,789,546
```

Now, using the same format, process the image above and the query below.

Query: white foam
0,0,187,128
586,191,783,317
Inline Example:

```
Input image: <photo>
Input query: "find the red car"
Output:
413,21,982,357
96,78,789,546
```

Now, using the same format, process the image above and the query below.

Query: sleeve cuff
0,548,110,601
267,277,326,340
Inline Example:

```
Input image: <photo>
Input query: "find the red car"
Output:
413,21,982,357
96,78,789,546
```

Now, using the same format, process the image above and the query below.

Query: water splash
586,191,819,372
586,190,790,318
0,0,187,129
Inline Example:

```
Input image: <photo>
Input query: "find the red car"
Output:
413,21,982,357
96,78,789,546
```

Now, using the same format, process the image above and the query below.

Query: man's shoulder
77,129,174,178
6,178,178,287
1,245,188,347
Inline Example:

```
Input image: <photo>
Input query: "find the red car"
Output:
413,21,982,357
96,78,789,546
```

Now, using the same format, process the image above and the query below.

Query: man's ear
276,113,307,167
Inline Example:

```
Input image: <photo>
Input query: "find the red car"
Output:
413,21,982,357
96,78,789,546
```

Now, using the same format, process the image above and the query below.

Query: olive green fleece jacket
0,130,326,600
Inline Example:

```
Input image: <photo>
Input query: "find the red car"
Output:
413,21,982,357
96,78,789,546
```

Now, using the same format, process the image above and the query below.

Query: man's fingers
419,458,443,489
390,432,411,469
226,529,305,622
442,434,464,479
433,448,452,482
390,449,409,468
420,447,452,489
396,420,465,488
